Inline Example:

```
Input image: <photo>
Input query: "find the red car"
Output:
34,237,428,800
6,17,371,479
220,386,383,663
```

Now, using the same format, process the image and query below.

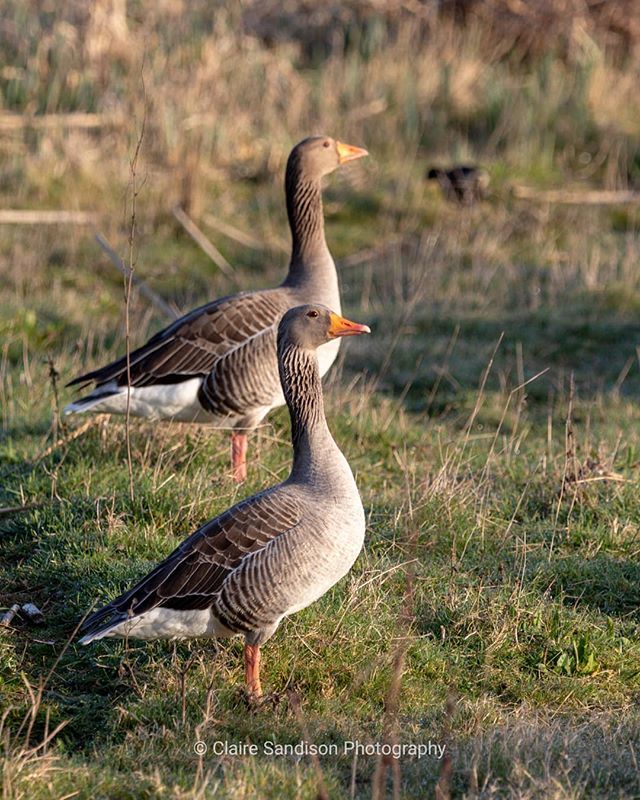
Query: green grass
3,3,640,798
3,291,640,797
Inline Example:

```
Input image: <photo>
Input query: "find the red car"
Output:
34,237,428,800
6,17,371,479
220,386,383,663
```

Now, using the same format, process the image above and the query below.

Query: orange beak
328,312,371,338
336,140,369,165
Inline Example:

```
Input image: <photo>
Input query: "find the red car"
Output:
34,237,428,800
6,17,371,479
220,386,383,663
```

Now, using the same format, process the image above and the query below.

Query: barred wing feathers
68,290,291,396
79,489,303,640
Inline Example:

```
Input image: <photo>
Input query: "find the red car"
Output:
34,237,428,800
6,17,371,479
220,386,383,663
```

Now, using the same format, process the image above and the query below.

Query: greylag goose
427,165,489,205
65,137,368,481
79,304,370,698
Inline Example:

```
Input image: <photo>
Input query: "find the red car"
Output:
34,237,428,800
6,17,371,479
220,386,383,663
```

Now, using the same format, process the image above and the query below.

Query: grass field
2,3,640,798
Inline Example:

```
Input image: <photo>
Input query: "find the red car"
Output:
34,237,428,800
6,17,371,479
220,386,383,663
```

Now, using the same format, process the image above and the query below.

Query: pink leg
244,643,263,698
231,432,248,482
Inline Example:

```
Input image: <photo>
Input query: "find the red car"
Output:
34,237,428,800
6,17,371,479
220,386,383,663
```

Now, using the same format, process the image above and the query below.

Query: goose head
279,304,370,351
287,137,368,181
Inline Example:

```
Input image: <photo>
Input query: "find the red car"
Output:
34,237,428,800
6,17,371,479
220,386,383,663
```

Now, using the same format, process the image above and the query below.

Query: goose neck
284,168,331,285
278,341,335,476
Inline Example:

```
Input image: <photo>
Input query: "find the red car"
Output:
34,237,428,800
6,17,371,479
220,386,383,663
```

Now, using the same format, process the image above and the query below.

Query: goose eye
323,140,330,148
307,310,319,318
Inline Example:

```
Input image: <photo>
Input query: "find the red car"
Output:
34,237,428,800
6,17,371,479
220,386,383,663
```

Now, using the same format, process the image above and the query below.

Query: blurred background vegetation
3,0,640,402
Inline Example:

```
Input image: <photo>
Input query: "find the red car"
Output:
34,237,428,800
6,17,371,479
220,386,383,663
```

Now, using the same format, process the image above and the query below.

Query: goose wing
80,488,302,639
67,289,290,393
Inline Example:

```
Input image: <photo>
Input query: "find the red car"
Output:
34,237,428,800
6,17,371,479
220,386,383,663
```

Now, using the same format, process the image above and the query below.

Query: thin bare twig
95,233,178,321
372,463,417,800
288,691,329,800
173,205,235,278
0,210,100,225
0,503,43,519
123,71,148,502
0,112,123,131
202,212,273,251
1,604,21,627
14,602,96,748
337,236,404,270
434,697,454,800
35,418,96,461
550,373,578,556
512,185,640,205
460,333,505,452
176,651,197,726
46,356,64,442
426,323,461,413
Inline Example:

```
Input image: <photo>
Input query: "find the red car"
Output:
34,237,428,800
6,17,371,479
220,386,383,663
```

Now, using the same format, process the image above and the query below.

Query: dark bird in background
427,165,490,205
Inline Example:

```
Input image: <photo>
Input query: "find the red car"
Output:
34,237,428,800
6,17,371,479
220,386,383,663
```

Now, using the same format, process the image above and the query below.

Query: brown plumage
79,304,371,700
65,137,368,481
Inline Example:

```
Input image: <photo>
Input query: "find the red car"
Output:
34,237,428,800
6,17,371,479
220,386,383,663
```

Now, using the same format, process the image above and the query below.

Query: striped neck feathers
277,339,331,460
285,160,329,273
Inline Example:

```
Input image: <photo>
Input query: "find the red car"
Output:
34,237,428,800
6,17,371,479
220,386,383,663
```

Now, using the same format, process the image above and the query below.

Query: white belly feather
85,607,231,641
